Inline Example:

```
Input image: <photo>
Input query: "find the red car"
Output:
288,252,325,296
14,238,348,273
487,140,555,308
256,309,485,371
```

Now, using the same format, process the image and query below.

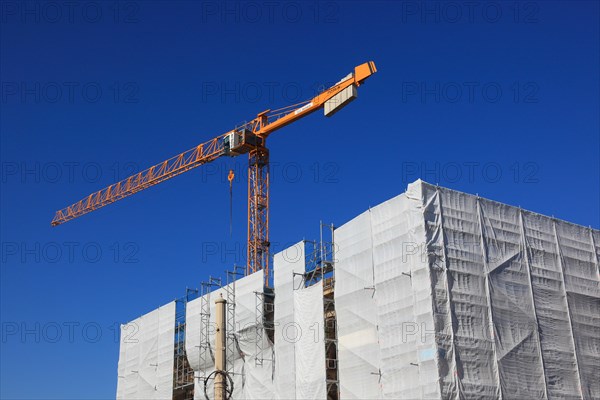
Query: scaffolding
118,180,600,400
191,266,257,398
198,276,222,386
323,282,339,400
174,224,337,400
172,223,337,399
251,286,274,367
254,290,265,367
297,223,339,400
173,288,199,400
226,265,244,377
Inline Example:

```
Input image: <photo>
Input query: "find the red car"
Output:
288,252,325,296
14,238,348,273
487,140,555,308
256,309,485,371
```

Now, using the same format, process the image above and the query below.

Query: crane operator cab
223,128,261,156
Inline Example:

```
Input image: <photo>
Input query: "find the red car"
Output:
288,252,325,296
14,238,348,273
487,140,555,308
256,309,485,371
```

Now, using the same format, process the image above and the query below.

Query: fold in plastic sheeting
419,184,504,399
273,241,305,400
116,301,175,400
293,279,327,399
237,271,274,400
554,220,600,399
334,179,598,400
522,212,582,398
415,180,599,399
185,270,274,400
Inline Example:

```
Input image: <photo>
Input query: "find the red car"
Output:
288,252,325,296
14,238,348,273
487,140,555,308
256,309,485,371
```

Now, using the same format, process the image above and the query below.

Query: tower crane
51,61,377,283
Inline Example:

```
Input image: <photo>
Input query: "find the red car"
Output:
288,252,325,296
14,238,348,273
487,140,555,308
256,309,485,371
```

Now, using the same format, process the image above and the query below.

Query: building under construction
46,59,597,400
115,180,600,400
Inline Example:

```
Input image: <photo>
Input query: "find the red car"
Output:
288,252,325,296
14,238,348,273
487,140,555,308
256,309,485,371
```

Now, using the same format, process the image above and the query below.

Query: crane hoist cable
227,169,235,236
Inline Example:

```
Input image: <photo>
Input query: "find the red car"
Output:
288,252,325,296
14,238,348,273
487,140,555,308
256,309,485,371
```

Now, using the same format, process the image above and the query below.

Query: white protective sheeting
370,190,440,399
414,180,598,398
185,270,274,400
427,181,599,398
117,179,598,399
334,210,383,399
184,295,203,372
293,279,327,399
273,241,305,400
237,270,274,400
116,301,175,400
334,179,599,399
422,183,505,399
554,219,600,399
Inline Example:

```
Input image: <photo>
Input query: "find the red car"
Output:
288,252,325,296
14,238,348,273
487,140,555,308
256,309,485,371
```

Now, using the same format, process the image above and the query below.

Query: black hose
203,370,234,400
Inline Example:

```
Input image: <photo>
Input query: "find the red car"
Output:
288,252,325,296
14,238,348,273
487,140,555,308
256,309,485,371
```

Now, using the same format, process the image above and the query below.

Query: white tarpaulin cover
117,180,598,399
116,301,176,400
294,279,327,399
334,179,599,399
185,270,274,400
335,210,383,399
273,241,305,400
371,191,440,399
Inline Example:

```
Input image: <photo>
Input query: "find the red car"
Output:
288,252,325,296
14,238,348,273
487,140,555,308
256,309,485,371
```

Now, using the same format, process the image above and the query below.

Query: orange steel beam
247,146,269,278
256,61,376,138
51,61,377,283
51,134,227,226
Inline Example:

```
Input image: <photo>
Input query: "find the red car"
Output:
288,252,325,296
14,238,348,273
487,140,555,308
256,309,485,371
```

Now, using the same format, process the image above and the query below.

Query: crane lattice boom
52,61,377,282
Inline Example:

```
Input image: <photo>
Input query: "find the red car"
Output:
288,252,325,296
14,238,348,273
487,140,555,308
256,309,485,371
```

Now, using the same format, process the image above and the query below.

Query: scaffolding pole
173,288,198,400
225,265,244,378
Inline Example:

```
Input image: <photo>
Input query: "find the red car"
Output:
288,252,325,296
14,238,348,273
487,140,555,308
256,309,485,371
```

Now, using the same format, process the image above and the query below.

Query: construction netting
185,269,274,400
272,240,328,400
293,279,327,399
334,179,599,399
116,179,598,400
183,241,329,400
335,210,384,399
273,241,305,399
371,191,440,399
116,301,176,399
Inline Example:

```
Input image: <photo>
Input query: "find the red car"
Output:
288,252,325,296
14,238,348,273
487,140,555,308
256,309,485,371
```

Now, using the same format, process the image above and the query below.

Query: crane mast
52,61,377,283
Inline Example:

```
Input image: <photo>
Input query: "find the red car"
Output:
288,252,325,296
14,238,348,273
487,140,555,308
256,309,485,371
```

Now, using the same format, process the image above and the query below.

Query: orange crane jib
51,61,377,283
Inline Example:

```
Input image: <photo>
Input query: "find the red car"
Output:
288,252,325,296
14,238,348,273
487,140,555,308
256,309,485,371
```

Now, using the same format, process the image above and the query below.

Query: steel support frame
247,145,270,284
173,289,198,400
254,291,265,366
324,294,339,400
225,266,244,377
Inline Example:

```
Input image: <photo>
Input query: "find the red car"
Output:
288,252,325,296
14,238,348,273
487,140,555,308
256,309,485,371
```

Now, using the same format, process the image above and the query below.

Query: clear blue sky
1,1,598,398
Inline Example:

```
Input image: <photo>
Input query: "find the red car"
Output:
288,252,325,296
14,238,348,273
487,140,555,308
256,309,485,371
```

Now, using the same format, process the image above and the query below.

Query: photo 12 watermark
197,1,340,24
397,1,540,24
1,321,124,344
401,161,540,185
199,239,325,265
0,1,141,24
1,81,140,104
1,161,141,185
400,81,540,104
198,161,340,185
1,241,141,265
200,79,347,105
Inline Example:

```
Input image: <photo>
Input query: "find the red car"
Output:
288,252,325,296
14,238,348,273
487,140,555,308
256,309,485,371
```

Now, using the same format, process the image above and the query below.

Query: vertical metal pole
214,295,227,400
331,223,335,268
320,220,324,269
